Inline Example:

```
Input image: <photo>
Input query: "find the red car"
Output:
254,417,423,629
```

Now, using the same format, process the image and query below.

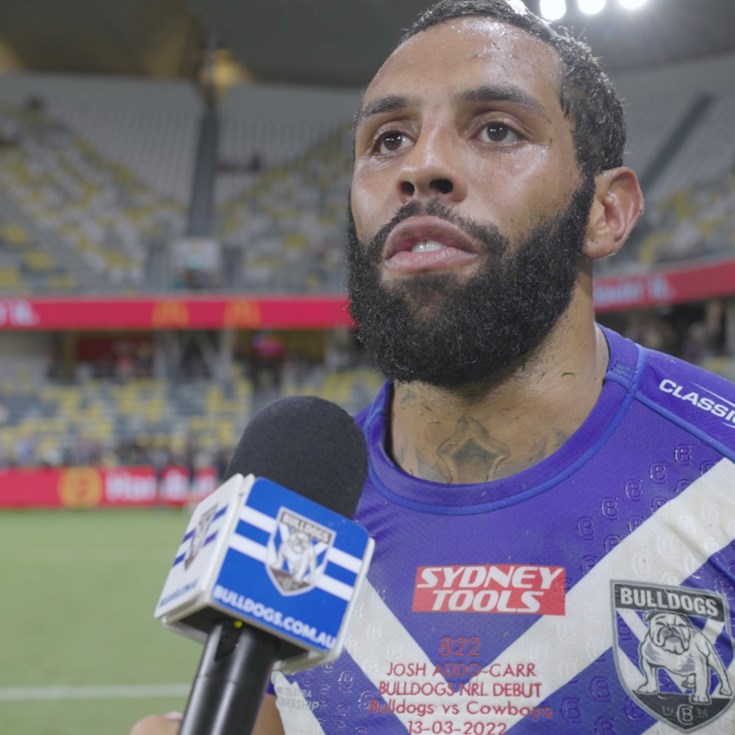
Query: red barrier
594,258,735,312
0,295,351,330
2,260,735,332
0,465,218,508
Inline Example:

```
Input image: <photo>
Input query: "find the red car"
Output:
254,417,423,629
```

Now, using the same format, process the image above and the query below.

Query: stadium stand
216,123,353,292
0,75,196,292
0,361,383,469
1,55,733,292
2,52,735,468
624,54,735,203
0,75,361,294
598,52,735,273
214,85,358,292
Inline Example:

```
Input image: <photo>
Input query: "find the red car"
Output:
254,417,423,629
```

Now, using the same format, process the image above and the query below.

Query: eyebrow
458,85,552,122
354,84,552,130
354,94,415,129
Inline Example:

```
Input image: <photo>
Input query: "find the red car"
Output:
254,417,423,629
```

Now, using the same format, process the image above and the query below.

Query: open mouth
383,216,480,273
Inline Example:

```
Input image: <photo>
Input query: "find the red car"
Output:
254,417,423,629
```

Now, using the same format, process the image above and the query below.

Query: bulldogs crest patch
612,581,734,732
266,507,334,595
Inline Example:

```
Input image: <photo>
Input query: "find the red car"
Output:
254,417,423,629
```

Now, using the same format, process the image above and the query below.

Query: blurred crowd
0,429,233,481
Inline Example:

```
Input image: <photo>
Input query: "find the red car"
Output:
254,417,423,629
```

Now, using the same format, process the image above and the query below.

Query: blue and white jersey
274,327,735,734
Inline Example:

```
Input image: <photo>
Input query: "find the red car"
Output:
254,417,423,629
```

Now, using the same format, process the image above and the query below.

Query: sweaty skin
351,19,640,483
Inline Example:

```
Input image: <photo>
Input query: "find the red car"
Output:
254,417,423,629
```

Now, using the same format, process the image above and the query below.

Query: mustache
361,199,506,262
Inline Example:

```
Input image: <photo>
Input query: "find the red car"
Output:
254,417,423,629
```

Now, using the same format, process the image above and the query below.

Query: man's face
347,19,594,387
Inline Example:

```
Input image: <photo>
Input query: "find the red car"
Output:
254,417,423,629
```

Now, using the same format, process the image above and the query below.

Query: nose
397,128,468,204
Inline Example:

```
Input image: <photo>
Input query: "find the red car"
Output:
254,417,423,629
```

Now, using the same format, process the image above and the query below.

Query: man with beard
132,1,735,734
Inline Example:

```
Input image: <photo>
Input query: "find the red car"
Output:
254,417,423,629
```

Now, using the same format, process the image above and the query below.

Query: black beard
345,179,595,388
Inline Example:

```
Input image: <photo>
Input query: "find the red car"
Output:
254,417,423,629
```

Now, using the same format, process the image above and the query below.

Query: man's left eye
478,122,519,143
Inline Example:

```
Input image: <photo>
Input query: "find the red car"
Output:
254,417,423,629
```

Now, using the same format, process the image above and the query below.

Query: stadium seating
0,353,382,468
598,52,735,273
1,54,735,468
1,55,734,289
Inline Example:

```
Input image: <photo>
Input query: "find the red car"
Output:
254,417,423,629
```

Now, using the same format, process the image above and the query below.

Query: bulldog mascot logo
637,611,733,704
266,507,334,595
612,581,734,732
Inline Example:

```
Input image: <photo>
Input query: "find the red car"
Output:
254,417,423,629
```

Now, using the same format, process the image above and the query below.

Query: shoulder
633,339,735,446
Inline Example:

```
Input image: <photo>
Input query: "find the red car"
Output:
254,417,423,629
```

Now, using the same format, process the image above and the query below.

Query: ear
583,167,644,261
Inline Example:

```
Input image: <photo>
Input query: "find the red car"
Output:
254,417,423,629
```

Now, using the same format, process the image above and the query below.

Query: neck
388,311,609,484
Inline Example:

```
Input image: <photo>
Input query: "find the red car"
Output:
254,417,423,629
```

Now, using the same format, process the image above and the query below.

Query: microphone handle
179,620,281,735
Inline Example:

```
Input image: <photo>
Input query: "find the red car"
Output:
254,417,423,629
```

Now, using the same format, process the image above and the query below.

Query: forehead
363,18,563,113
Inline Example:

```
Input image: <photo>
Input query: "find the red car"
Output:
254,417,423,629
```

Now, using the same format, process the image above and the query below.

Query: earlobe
583,167,644,261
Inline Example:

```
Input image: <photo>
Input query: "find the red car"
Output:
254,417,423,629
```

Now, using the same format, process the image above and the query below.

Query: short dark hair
400,0,626,178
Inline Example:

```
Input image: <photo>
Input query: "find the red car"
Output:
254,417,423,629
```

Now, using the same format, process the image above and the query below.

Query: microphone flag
155,472,374,673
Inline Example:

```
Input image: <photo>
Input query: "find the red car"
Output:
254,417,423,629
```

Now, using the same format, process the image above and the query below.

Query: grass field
0,508,204,735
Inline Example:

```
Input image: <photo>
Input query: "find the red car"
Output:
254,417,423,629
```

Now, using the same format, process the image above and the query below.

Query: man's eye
374,131,409,154
478,122,519,144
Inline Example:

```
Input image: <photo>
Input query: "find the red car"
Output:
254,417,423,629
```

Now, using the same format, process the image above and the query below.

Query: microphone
154,396,373,735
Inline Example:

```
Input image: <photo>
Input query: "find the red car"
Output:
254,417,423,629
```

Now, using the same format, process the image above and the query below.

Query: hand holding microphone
151,396,371,735
129,712,183,735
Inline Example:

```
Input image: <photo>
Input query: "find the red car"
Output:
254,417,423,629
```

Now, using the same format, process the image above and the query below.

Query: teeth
411,240,445,253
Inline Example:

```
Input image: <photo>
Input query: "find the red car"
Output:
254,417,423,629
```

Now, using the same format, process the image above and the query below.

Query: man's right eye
373,131,409,155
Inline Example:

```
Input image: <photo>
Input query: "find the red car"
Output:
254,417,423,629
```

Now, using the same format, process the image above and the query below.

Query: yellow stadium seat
0,223,31,246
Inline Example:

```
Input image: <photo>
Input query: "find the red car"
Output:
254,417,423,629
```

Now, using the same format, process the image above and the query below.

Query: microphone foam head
225,395,368,519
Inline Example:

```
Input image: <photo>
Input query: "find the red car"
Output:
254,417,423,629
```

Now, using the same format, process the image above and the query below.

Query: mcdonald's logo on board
58,468,103,508
152,300,190,328
224,299,262,328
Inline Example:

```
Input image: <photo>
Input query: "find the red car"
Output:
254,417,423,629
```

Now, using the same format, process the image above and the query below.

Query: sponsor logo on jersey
412,563,565,614
658,379,735,428
612,580,734,732
266,508,334,595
